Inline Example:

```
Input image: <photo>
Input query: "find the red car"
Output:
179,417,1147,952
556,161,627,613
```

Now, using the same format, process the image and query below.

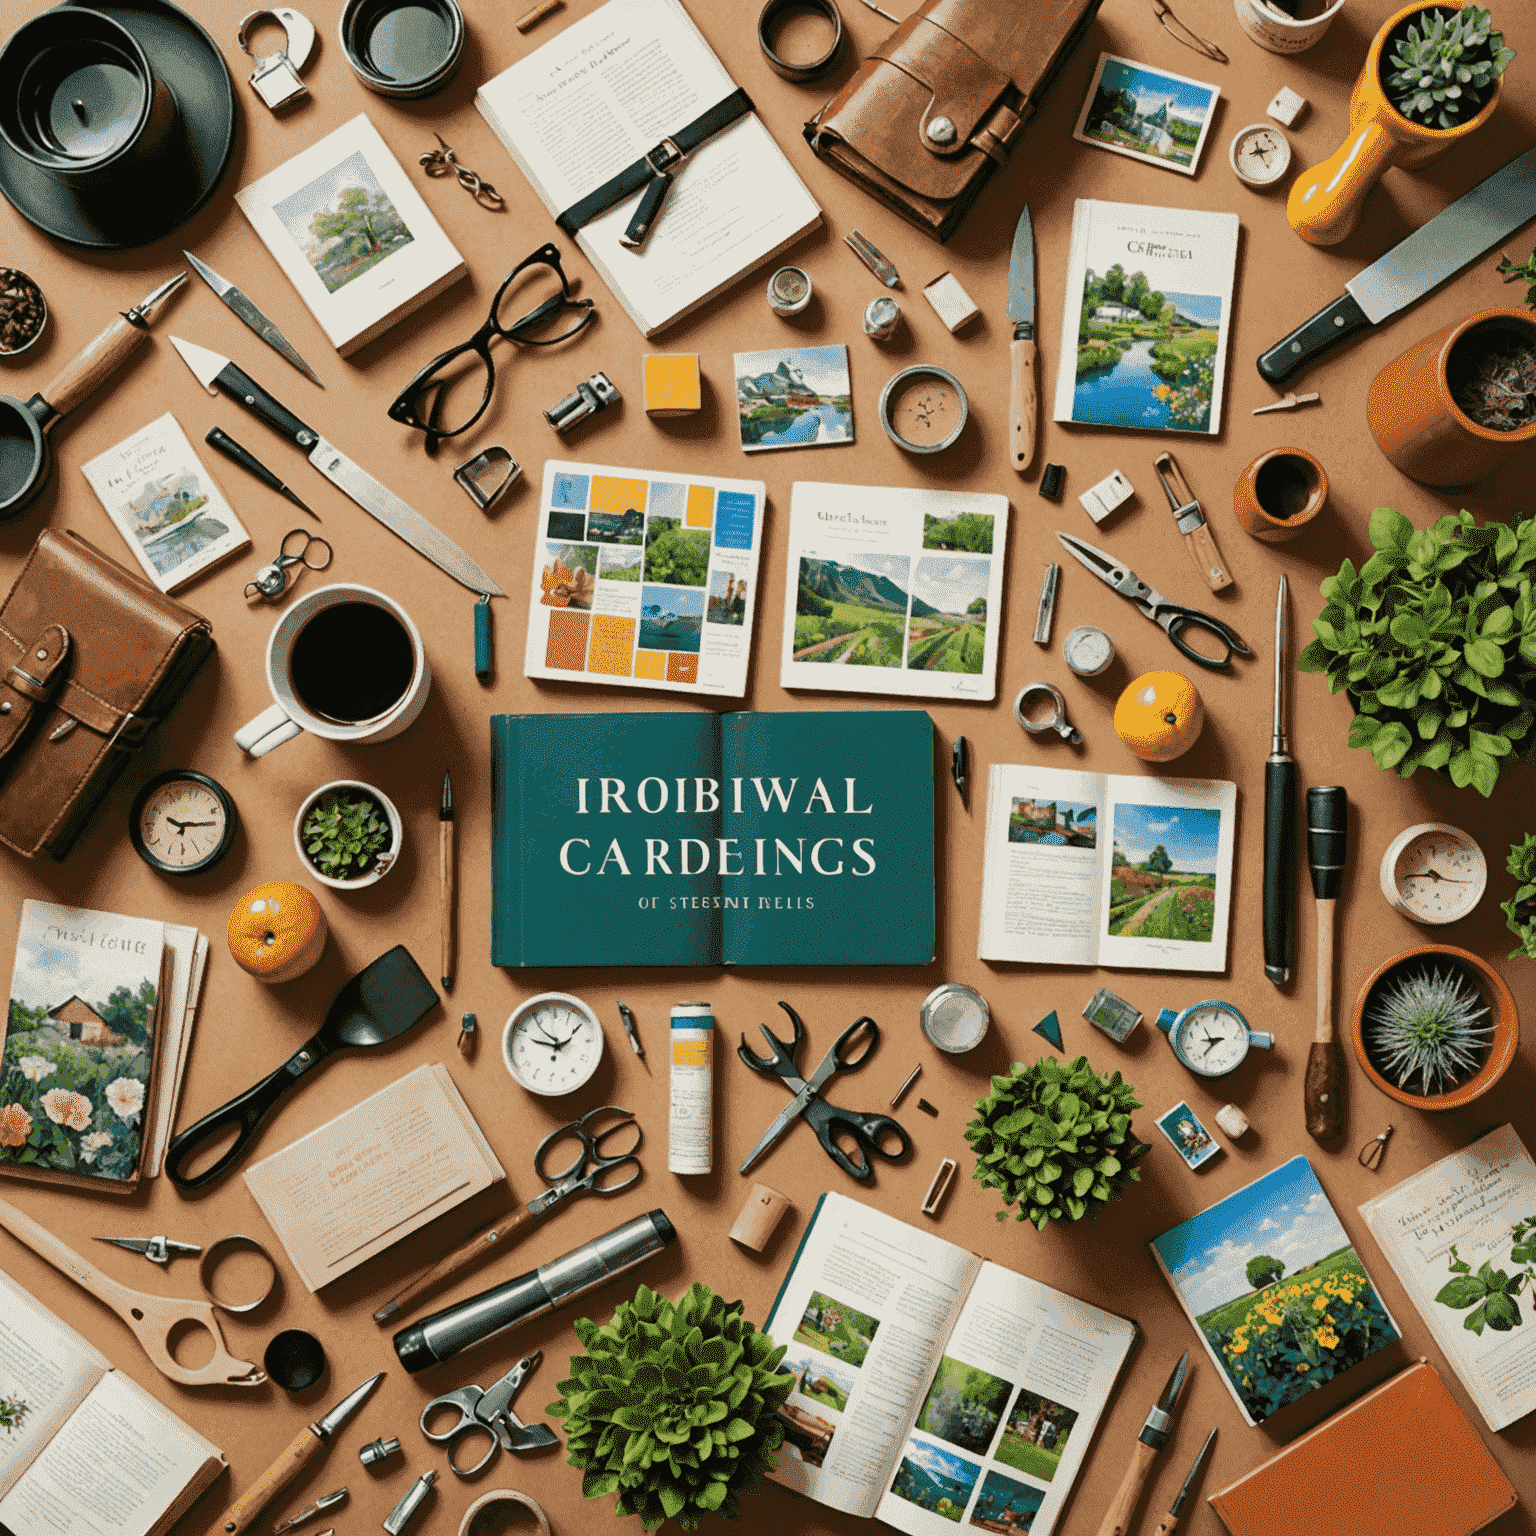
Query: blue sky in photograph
899,1437,980,1487
1099,58,1217,122
735,345,851,397
1112,804,1221,871
1152,1158,1350,1314
912,556,989,614
1163,290,1223,325
641,584,705,620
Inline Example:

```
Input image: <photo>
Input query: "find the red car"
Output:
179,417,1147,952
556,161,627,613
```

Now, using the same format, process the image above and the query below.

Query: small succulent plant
0,1394,27,1435
1502,832,1536,959
1366,963,1495,1094
301,789,393,880
1497,246,1536,311
965,1055,1148,1230
1384,6,1514,130
549,1282,794,1531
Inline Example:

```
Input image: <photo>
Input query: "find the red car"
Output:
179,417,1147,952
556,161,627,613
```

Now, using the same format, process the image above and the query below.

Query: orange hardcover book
1208,1361,1516,1536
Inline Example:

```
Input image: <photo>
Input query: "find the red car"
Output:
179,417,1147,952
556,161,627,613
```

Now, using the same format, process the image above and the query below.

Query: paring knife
1007,203,1037,473
169,337,504,598
184,250,323,387
1093,1351,1188,1536
1153,1428,1216,1536
1259,146,1536,383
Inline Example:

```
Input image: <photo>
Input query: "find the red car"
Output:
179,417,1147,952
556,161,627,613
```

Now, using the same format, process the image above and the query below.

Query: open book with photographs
762,1193,1137,1536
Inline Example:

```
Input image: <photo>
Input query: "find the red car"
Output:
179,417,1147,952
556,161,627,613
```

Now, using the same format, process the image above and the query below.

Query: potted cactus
1503,833,1536,959
549,1282,794,1530
964,1055,1149,1230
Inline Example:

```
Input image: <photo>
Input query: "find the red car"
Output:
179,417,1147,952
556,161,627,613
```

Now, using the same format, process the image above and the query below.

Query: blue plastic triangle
1032,1010,1063,1050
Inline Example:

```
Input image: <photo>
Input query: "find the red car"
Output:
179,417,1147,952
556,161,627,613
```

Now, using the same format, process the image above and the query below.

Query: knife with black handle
1264,577,1297,986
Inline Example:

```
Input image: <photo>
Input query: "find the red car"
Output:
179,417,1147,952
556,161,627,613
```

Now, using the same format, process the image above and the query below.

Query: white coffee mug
234,584,430,759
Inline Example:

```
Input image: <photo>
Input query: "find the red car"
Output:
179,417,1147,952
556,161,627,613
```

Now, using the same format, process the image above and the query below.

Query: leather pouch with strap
0,530,214,860
804,0,1101,243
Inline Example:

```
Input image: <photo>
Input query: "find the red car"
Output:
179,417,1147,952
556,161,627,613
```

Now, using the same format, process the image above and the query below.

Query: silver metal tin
919,983,990,1055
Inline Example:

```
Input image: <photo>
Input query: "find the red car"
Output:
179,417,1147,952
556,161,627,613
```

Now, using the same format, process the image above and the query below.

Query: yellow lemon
1114,670,1204,761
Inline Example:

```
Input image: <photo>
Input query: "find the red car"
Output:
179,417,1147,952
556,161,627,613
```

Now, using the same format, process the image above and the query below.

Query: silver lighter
544,372,619,434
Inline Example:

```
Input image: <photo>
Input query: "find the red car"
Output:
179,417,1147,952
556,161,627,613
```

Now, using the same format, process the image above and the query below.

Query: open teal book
491,710,934,967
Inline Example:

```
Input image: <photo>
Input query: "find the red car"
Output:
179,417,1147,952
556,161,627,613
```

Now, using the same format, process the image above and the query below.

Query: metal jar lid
920,983,990,1054
767,265,812,315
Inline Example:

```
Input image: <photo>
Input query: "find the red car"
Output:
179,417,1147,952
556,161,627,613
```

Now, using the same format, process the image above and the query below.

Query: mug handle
234,702,302,758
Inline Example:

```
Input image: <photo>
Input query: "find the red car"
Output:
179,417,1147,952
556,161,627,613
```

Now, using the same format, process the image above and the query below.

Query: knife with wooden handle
1007,203,1038,474
1093,1353,1187,1536
1155,453,1233,592
1305,787,1348,1140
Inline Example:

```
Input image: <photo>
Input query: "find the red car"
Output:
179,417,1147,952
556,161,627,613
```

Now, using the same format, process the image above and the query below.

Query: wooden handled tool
1305,787,1348,1140
1152,1428,1215,1536
42,272,186,420
1009,334,1037,472
1154,453,1232,593
373,1205,538,1323
1093,1352,1187,1536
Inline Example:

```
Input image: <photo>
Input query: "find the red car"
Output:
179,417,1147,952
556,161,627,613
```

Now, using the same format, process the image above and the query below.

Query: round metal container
1063,625,1114,677
339,0,464,99
767,265,812,316
920,982,990,1054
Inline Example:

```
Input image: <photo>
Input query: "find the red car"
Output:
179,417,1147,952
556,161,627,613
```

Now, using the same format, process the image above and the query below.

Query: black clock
130,770,238,876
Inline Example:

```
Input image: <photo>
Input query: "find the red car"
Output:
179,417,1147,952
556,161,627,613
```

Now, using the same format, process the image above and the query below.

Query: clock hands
1403,869,1469,883
167,818,217,832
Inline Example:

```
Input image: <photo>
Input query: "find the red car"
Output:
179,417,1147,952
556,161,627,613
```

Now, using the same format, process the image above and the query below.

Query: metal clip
1359,1125,1394,1170
544,372,619,435
245,529,332,601
237,9,316,111
1155,452,1206,535
419,134,504,209
1013,682,1081,745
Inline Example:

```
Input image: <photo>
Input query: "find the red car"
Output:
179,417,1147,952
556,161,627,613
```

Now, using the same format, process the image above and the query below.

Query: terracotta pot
1366,307,1536,485
1288,0,1502,246
1233,447,1327,542
1351,943,1519,1111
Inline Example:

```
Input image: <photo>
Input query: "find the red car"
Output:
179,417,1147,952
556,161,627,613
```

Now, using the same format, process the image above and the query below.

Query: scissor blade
95,1236,151,1254
1055,532,1120,586
739,1085,814,1174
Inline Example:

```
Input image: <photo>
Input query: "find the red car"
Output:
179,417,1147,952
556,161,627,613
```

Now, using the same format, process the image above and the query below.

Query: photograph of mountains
735,346,853,451
793,554,915,668
638,585,704,653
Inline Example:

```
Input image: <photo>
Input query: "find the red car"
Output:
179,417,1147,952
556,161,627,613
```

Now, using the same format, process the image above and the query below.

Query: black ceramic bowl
339,0,463,99
264,1328,327,1393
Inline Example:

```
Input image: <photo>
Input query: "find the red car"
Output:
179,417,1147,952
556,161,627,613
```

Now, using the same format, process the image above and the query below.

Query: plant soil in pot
295,781,401,888
1351,943,1519,1110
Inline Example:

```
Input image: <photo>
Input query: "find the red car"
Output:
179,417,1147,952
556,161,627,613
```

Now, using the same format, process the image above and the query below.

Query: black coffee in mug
289,600,416,724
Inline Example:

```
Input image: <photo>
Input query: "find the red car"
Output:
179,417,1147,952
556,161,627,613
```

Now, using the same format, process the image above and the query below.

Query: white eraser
1266,86,1307,127
1079,470,1134,523
1215,1103,1250,1139
923,271,981,333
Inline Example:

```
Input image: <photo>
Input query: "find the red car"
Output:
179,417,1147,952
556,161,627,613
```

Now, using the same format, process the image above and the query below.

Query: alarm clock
129,769,238,876
502,992,606,1096
1229,123,1292,188
1155,1000,1273,1078
1379,822,1487,925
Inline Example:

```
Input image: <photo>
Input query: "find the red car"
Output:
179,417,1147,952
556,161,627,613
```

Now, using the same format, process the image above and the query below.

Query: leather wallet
804,0,1102,243
0,530,214,860
1209,1360,1517,1536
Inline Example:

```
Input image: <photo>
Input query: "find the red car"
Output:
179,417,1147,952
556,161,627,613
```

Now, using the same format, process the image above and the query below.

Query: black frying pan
166,945,438,1191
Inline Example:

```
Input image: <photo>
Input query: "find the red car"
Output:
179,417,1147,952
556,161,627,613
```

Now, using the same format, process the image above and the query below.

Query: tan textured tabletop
2,0,1535,1534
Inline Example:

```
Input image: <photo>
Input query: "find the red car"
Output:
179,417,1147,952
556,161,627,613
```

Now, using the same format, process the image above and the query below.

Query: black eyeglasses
388,242,595,454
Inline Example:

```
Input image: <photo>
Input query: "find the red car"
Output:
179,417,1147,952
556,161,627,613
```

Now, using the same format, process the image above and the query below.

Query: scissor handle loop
1162,608,1237,671
532,1105,636,1183
737,1002,806,1074
827,1016,879,1072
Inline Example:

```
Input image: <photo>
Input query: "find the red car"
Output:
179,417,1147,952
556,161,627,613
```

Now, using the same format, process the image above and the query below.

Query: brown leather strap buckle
105,710,155,752
0,623,70,762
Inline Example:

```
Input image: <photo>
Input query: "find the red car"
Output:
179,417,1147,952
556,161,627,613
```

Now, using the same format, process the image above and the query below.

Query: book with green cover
491,710,934,967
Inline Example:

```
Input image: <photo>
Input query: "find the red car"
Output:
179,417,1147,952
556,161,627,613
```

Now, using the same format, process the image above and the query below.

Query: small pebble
0,269,46,356
917,1098,938,1117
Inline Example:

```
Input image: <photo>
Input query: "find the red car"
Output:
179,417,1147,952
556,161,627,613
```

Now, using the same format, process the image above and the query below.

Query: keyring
758,0,843,82
245,528,333,600
199,1234,279,1314
1014,682,1082,745
457,1491,551,1536
420,134,504,209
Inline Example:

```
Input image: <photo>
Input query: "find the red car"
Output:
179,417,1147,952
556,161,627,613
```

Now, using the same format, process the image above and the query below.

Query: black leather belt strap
557,87,755,249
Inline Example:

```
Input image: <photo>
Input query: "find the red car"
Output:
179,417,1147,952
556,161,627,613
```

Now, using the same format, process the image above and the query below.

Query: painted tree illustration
967,596,987,616
1247,1254,1284,1290
1101,264,1126,302
1146,844,1174,874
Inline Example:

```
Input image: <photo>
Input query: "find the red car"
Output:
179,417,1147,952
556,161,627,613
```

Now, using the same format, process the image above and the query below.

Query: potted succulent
549,1282,794,1530
1351,943,1519,1110
964,1055,1149,1230
1288,2,1513,246
293,780,401,889
1296,505,1536,796
1503,833,1536,958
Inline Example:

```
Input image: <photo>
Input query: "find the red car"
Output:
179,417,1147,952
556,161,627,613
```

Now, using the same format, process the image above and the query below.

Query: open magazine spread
978,765,1236,972
780,482,1008,701
763,1193,1137,1536
1360,1124,1536,1432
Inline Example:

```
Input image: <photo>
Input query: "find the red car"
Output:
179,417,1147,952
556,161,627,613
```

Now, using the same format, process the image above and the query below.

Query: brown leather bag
804,0,1102,243
0,530,214,860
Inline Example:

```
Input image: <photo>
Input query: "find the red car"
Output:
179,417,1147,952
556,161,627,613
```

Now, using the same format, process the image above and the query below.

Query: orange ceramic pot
1366,307,1536,485
1288,0,1501,247
1351,944,1518,1112
1233,447,1328,542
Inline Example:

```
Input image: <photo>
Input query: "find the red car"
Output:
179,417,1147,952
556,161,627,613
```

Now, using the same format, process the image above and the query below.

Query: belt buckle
645,137,685,176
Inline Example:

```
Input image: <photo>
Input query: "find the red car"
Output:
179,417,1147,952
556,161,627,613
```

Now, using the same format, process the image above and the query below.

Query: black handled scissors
738,1002,911,1180
527,1104,642,1217
1056,532,1251,671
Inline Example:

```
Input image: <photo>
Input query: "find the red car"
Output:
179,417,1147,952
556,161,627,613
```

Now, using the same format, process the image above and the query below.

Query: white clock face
1174,1005,1249,1076
1392,827,1486,923
503,993,604,1096
1232,125,1290,186
137,777,230,870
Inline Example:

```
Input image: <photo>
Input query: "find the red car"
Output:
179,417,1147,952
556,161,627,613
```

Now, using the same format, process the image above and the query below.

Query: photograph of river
734,346,853,452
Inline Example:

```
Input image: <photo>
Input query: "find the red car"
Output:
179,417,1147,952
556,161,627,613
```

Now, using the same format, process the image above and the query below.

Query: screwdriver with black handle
1305,787,1348,1140
1264,576,1297,986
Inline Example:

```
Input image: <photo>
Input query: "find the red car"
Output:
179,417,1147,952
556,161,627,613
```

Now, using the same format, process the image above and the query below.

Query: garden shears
420,1352,559,1475
1056,533,1252,671
738,1003,911,1180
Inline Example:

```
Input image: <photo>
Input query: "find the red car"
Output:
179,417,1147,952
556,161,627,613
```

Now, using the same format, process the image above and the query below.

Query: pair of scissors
420,1352,559,1475
1055,532,1252,671
738,1003,912,1180
528,1104,643,1216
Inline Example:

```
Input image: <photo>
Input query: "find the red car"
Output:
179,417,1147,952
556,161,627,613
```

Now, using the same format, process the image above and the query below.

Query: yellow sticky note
685,484,714,528
644,354,701,416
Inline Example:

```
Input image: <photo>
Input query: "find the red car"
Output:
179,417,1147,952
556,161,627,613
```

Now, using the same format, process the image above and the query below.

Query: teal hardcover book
491,710,934,967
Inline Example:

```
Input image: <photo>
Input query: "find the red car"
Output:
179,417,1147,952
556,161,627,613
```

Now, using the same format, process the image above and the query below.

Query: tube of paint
669,1002,714,1174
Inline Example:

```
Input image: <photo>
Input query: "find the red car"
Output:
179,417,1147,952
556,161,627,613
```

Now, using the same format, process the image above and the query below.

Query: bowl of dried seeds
0,269,46,358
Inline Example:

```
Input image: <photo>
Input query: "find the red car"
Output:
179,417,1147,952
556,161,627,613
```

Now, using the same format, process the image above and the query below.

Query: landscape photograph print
1073,53,1218,174
793,553,909,668
923,508,994,553
1152,1157,1401,1423
637,585,704,653
906,557,988,674
915,1356,1014,1455
994,1388,1079,1482
793,1291,879,1369
275,149,414,294
1156,1101,1222,1171
735,345,853,451
889,1437,981,1523
643,515,710,586
598,545,642,583
1009,799,1097,849
784,1353,855,1413
969,1469,1045,1534
1107,804,1221,942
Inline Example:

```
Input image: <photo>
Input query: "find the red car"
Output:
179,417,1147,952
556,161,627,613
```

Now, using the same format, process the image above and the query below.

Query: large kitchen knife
1259,146,1536,384
1007,203,1037,473
169,337,504,597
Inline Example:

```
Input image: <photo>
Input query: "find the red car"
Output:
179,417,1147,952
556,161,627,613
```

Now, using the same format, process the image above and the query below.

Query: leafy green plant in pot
1503,832,1536,958
1383,4,1514,129
965,1055,1148,1230
293,780,401,889
549,1282,794,1531
1296,506,1536,796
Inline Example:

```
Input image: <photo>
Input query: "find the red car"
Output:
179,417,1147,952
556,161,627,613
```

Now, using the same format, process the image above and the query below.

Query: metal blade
170,335,229,392
308,439,505,596
1169,1428,1216,1519
223,289,324,386
1155,1350,1190,1416
1347,147,1536,323
1055,532,1117,585
183,249,234,298
1007,204,1035,326
316,1371,385,1441
94,1236,151,1254
738,1086,814,1174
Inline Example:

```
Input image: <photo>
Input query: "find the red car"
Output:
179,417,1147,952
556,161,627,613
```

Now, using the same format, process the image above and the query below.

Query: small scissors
1056,532,1252,671
528,1104,643,1216
738,1003,911,1180
420,1352,558,1476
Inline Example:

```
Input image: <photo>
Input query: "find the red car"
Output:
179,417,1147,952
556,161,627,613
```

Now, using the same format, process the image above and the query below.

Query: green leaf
1465,637,1506,677
1370,506,1414,552
1436,1276,1488,1309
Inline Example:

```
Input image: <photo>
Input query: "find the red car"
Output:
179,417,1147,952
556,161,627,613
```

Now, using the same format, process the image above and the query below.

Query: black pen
440,771,456,993
1264,577,1297,985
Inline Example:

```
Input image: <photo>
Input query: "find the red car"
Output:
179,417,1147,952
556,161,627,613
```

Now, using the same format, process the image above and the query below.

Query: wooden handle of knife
1185,520,1233,592
1094,1440,1160,1536
373,1205,538,1324
1151,1517,1179,1536
1306,897,1344,1139
1010,336,1037,472
42,315,152,422
220,1427,324,1535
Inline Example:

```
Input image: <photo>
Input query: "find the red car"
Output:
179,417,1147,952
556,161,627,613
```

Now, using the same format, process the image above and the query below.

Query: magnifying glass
0,272,186,521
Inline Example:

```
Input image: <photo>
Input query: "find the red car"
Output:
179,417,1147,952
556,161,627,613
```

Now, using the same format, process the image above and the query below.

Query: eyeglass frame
387,241,595,454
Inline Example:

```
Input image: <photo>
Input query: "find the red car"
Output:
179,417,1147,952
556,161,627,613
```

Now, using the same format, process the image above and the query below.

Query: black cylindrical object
393,1210,676,1372
1306,786,1348,900
1263,758,1298,985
